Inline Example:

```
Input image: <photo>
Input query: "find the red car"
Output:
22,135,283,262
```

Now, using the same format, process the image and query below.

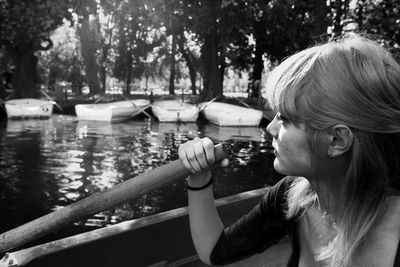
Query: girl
178,34,400,266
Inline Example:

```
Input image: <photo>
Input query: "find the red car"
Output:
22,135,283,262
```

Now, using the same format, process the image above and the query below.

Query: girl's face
267,113,324,177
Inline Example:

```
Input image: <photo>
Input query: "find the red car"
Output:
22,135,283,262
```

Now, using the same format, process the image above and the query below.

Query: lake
0,115,282,243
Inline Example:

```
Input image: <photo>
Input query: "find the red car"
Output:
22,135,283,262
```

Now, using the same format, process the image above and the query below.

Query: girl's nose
266,115,278,138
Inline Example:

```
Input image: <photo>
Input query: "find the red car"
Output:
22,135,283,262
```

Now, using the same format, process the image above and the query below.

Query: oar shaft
0,144,227,253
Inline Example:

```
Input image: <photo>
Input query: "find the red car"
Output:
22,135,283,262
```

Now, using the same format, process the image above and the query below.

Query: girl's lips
273,149,279,156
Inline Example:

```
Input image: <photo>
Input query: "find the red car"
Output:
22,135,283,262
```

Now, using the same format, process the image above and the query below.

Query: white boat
199,102,263,126
5,98,55,119
151,100,199,122
75,99,150,122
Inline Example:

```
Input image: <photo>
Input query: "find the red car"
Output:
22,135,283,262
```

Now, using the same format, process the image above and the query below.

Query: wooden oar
0,144,228,253
94,93,106,104
198,96,220,112
121,94,153,119
136,103,153,118
40,89,64,112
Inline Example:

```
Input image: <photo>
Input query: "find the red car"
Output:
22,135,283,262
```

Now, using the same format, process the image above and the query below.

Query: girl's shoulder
261,176,315,220
271,176,308,192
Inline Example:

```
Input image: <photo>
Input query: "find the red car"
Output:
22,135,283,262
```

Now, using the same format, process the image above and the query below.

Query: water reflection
0,116,281,238
201,124,264,142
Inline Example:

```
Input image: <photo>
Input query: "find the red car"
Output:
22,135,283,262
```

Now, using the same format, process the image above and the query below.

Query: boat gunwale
3,187,269,266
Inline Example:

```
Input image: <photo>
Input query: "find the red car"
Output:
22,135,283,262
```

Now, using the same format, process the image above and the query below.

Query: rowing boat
5,99,55,119
0,188,290,267
198,102,263,127
75,99,150,122
151,100,199,122
0,144,290,267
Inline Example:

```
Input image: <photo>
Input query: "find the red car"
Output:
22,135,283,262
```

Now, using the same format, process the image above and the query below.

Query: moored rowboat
5,98,55,119
151,100,199,122
75,99,150,122
0,188,290,267
198,102,263,127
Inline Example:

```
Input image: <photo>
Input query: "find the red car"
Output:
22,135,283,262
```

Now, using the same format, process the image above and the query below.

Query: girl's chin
273,160,288,175
273,159,304,176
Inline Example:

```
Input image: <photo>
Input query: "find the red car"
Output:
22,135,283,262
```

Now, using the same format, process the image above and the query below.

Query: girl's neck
308,177,344,219
307,157,349,218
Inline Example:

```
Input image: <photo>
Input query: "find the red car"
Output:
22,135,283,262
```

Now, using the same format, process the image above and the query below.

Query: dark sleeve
394,241,400,267
210,176,296,265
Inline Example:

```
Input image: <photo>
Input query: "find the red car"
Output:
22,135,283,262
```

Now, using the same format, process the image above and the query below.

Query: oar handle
0,144,228,253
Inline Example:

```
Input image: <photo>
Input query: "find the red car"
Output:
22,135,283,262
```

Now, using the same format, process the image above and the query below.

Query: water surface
0,115,282,241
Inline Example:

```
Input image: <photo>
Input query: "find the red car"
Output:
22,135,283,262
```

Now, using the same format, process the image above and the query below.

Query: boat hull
199,102,263,127
2,188,291,267
75,100,150,122
151,100,199,122
5,99,54,119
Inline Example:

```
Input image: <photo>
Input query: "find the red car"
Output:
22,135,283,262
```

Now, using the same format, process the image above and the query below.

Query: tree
161,0,201,95
0,0,75,98
113,0,165,95
98,1,117,93
330,0,351,36
182,0,223,100
353,0,400,54
75,0,102,95
38,21,81,93
223,0,330,100
177,31,199,94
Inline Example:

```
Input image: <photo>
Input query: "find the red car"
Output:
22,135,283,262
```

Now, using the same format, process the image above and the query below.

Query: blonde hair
266,34,400,266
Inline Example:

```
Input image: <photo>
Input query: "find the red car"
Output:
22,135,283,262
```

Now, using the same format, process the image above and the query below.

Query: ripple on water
0,116,282,233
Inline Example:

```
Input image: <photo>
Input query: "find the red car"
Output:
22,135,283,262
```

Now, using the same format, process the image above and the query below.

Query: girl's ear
326,124,354,158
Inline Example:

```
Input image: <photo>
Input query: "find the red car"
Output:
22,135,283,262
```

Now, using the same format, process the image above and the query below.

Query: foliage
2,0,400,98
0,0,77,97
113,0,165,92
329,0,351,36
0,0,74,51
38,22,82,87
353,0,400,52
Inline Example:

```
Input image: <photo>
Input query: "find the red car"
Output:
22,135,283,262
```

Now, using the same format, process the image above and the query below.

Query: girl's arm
179,137,226,264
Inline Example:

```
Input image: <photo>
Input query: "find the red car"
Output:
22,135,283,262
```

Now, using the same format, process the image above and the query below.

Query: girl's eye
276,112,289,123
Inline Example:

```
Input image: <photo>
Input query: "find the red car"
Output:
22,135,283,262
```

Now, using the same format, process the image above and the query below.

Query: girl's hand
179,137,216,174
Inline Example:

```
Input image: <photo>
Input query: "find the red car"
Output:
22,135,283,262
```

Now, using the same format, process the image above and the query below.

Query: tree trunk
218,36,226,95
100,48,108,92
169,34,177,95
100,15,114,92
252,21,266,82
201,27,222,100
9,39,40,98
79,14,102,95
178,33,197,95
125,52,133,95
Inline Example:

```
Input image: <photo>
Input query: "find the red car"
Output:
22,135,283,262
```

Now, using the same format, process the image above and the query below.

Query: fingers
193,140,208,170
178,141,195,173
202,137,215,166
178,137,216,173
186,139,203,172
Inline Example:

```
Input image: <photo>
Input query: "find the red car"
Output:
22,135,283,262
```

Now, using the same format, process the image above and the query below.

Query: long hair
266,34,400,266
